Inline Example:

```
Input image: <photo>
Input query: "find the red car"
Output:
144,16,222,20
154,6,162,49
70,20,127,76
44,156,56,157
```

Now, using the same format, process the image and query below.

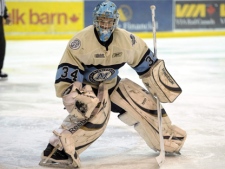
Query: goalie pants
92,76,126,114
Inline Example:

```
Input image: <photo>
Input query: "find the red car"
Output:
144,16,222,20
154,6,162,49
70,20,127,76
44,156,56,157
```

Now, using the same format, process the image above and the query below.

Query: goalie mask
93,0,119,42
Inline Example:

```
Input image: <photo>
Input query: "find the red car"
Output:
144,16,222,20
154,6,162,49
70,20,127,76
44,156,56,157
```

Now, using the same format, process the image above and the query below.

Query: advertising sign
85,0,173,32
175,0,225,29
5,2,84,38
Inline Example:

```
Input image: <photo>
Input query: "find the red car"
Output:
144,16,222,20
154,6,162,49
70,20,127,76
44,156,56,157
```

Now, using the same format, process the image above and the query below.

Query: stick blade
39,159,74,169
156,151,165,167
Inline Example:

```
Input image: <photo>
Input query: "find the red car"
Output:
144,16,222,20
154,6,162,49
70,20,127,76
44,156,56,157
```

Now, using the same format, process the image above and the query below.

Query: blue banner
85,0,173,32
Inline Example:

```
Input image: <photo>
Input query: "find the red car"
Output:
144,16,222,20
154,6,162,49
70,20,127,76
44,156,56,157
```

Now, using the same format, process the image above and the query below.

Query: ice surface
0,36,225,169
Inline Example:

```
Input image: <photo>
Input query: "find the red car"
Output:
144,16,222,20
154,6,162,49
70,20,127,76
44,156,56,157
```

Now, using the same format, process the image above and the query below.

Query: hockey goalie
39,0,187,168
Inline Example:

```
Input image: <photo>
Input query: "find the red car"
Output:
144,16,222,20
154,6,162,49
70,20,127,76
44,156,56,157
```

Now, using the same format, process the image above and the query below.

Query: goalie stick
150,5,165,167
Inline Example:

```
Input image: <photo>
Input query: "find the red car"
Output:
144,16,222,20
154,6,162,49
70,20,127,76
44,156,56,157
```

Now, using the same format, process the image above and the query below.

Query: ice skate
39,143,76,168
0,72,8,81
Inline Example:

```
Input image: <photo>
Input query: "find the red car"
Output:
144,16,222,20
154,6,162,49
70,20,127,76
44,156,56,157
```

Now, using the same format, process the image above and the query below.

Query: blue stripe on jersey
133,49,157,76
55,63,84,84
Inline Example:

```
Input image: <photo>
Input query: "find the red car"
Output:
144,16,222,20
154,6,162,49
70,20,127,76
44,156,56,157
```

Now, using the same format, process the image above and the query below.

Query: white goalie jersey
55,25,157,97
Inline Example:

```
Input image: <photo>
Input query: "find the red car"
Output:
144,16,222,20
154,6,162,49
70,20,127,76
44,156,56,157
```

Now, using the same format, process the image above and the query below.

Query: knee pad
111,78,187,153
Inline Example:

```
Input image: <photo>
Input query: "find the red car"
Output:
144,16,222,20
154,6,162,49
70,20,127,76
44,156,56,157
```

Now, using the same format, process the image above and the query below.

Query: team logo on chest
89,68,115,83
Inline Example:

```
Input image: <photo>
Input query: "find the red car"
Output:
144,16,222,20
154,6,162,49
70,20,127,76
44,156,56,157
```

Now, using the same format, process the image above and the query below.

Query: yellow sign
5,2,84,39
221,4,225,17
176,4,206,18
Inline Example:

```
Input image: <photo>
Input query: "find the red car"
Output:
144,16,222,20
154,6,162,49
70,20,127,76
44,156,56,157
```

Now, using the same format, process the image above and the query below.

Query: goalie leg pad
49,83,111,167
49,128,81,167
111,78,186,153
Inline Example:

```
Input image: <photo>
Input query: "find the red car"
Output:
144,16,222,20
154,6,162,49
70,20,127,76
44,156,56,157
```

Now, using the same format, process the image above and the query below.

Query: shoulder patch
70,38,81,50
130,34,137,46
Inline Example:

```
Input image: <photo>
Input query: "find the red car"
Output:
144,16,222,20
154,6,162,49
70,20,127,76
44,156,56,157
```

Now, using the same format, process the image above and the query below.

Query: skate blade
39,159,76,169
